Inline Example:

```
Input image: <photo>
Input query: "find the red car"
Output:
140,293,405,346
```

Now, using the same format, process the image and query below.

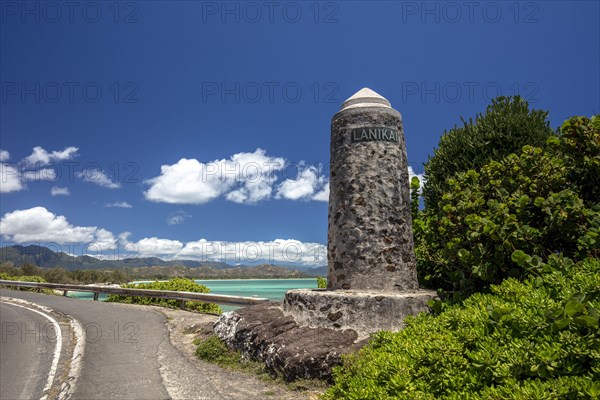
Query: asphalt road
0,289,306,400
0,301,57,400
0,289,176,400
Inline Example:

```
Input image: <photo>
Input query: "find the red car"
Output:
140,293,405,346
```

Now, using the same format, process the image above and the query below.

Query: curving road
0,289,307,400
0,289,183,400
0,301,59,400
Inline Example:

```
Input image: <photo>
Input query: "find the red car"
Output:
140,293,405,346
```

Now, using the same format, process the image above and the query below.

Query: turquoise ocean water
67,278,318,311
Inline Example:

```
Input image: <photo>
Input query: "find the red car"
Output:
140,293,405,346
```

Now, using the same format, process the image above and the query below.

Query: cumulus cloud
0,206,326,265
0,162,24,193
124,237,326,266
22,168,57,182
167,210,190,225
276,165,329,201
0,149,9,162
312,183,329,202
0,207,116,250
134,237,185,256
23,146,79,166
145,148,285,205
51,186,70,196
105,201,132,208
0,146,78,193
77,169,121,189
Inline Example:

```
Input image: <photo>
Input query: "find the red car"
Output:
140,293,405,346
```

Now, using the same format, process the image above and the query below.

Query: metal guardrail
0,279,269,307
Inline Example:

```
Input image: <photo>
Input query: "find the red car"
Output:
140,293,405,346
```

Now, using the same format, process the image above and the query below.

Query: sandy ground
157,307,325,400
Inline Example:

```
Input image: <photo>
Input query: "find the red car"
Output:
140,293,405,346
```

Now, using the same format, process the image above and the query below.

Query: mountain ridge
0,245,327,277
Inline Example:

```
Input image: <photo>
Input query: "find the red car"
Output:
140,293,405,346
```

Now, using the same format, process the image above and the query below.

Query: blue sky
1,1,598,266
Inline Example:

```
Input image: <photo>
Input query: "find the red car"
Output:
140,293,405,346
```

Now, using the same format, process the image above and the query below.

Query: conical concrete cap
340,87,392,111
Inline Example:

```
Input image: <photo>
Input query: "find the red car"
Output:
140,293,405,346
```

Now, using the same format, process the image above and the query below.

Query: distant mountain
0,245,327,277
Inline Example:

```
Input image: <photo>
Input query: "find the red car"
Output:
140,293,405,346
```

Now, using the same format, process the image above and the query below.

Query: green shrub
554,116,600,206
195,335,271,377
0,273,47,283
0,273,54,294
195,336,241,366
106,278,222,314
423,96,554,211
317,277,327,289
323,256,600,399
416,116,599,297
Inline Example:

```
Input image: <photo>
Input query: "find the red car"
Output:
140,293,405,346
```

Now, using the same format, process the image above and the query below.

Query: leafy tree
423,96,554,211
44,268,75,284
410,176,421,220
552,116,600,206
21,263,42,276
0,262,19,276
416,116,599,297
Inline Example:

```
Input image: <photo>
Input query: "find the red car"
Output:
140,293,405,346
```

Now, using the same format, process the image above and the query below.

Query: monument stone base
283,288,438,340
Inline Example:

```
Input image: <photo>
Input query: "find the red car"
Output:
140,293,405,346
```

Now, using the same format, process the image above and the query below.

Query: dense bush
106,278,222,314
0,273,47,283
0,273,54,294
323,256,600,399
317,276,327,288
554,116,600,206
416,116,599,297
423,96,554,211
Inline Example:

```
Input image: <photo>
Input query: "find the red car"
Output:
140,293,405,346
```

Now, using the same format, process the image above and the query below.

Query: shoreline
131,277,319,283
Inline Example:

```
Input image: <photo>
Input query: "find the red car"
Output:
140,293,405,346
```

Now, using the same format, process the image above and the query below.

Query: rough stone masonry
214,88,436,380
327,88,418,292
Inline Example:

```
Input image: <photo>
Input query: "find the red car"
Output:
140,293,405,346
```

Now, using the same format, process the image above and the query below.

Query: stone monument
327,87,417,291
282,88,436,338
214,88,438,380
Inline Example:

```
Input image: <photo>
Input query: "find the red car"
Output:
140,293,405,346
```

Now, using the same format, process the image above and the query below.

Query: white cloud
134,237,185,256
23,146,78,166
0,162,24,193
0,206,326,265
167,210,190,225
51,186,70,196
22,168,57,181
77,169,121,189
105,201,133,208
0,149,10,162
276,165,329,201
0,207,116,250
312,183,329,201
0,146,78,193
145,148,285,205
124,237,326,266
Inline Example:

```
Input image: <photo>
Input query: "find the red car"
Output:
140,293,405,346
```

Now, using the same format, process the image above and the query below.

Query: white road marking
0,298,63,400
0,296,86,400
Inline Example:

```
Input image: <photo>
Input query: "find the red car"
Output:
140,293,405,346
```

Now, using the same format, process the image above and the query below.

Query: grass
194,335,329,393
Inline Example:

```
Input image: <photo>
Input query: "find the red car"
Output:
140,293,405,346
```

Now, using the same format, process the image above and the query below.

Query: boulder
214,303,365,381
